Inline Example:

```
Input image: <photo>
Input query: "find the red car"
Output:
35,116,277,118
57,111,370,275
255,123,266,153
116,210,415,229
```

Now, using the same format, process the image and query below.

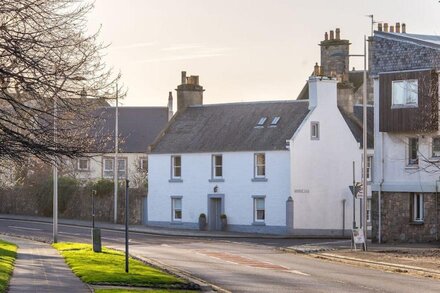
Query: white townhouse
370,26,440,242
71,106,170,186
146,69,372,235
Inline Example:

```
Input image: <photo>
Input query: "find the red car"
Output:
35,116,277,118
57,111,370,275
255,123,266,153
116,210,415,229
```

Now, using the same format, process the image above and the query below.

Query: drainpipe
342,199,346,237
378,131,385,244
436,178,439,241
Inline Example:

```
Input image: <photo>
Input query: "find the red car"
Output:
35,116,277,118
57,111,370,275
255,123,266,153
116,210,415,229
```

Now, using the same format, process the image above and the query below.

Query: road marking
59,232,84,236
197,250,310,276
288,270,311,276
8,226,42,231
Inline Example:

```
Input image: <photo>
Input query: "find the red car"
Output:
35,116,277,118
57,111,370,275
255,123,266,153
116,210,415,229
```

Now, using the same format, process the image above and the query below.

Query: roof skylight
257,117,267,126
271,116,281,125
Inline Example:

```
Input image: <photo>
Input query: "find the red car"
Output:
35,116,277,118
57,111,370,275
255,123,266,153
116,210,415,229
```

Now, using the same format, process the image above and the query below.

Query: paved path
2,236,90,293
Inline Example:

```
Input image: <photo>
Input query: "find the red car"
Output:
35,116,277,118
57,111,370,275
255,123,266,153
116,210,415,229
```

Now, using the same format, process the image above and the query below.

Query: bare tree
0,0,120,164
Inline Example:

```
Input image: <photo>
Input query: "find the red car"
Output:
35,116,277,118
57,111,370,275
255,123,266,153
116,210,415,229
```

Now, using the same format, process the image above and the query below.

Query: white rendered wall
73,153,147,185
148,151,290,228
290,77,362,233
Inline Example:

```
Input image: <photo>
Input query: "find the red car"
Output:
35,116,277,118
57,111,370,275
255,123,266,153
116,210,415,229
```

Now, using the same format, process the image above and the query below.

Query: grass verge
0,239,17,293
52,242,191,289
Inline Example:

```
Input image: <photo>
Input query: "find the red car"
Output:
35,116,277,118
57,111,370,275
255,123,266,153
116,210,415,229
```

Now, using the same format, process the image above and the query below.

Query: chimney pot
390,25,394,33
396,22,401,33
402,23,406,33
384,23,389,32
181,71,187,84
335,28,340,40
313,62,320,76
324,32,328,41
330,30,334,40
378,23,383,32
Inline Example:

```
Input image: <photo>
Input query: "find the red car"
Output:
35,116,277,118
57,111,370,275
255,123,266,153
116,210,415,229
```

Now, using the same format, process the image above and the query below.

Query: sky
86,0,440,107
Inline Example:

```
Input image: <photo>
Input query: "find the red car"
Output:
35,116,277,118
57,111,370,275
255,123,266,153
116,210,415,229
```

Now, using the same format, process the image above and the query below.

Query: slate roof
93,107,168,153
149,101,310,154
374,31,440,50
339,105,374,149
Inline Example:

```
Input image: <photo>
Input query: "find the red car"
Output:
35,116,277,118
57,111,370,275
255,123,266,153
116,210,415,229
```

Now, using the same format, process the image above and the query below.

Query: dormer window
392,79,418,107
256,117,267,126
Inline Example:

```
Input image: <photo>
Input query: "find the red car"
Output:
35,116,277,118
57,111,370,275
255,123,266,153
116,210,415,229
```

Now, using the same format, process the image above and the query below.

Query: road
1,218,439,293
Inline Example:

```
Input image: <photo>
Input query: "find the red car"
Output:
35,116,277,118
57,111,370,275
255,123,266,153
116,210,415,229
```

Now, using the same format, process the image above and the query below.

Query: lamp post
114,84,119,224
347,35,368,251
125,178,129,273
53,94,58,243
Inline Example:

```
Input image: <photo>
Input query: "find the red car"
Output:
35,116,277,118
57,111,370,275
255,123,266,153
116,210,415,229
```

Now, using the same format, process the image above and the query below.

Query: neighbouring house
371,23,440,242
71,105,171,186
146,65,373,234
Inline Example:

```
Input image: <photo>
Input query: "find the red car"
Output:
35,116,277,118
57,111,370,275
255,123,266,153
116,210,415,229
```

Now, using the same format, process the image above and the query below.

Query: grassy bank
0,239,17,293
53,243,192,290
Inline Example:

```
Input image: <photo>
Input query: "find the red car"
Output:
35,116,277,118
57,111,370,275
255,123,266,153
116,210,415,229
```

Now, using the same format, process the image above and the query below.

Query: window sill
252,221,266,226
405,165,419,170
410,221,424,225
209,178,225,183
391,104,418,109
169,179,183,183
251,178,268,182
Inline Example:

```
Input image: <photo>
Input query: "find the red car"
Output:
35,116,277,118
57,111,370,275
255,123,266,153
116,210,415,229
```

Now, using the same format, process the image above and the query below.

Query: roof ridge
189,100,308,107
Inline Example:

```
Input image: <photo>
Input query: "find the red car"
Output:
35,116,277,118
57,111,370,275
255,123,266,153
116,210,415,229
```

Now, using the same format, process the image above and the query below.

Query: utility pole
114,84,119,224
362,35,368,251
53,94,58,243
352,161,356,230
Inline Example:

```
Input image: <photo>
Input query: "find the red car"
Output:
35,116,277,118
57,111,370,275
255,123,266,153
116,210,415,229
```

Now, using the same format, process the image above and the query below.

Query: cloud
110,41,158,51
136,52,227,64
161,44,203,51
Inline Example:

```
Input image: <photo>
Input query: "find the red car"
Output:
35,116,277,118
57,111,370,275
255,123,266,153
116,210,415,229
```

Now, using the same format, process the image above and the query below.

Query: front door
209,198,222,231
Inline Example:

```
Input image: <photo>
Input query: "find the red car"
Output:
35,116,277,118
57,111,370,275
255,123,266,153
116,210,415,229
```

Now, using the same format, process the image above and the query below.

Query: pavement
2,235,90,293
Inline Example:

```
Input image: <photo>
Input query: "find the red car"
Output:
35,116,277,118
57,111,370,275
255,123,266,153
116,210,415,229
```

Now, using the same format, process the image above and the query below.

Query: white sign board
353,229,365,244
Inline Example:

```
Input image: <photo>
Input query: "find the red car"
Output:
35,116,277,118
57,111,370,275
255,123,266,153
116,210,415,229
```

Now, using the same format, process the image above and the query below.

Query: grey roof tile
149,101,310,154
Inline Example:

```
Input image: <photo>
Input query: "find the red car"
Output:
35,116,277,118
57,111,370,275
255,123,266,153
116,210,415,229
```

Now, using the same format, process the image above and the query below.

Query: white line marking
8,226,42,231
288,270,310,276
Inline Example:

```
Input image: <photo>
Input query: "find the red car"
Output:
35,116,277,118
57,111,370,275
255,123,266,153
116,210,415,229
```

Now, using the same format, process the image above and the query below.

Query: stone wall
0,187,145,225
371,33,440,76
371,192,439,242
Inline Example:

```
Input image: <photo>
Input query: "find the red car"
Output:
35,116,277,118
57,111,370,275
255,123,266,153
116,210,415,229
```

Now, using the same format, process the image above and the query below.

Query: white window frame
171,197,182,222
212,155,223,179
254,153,266,178
392,79,418,107
432,137,440,158
412,193,424,222
311,121,320,140
407,137,419,166
254,197,265,223
366,155,373,182
366,199,371,223
103,158,114,178
139,157,148,172
117,158,127,179
171,155,182,179
77,158,90,171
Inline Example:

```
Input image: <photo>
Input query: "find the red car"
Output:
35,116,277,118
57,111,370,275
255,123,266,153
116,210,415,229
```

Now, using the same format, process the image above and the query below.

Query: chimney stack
378,23,383,32
390,25,394,33
396,22,401,33
167,91,173,120
335,28,340,40
330,30,334,40
181,71,187,84
324,32,328,41
402,23,406,33
176,71,204,111
384,23,389,32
